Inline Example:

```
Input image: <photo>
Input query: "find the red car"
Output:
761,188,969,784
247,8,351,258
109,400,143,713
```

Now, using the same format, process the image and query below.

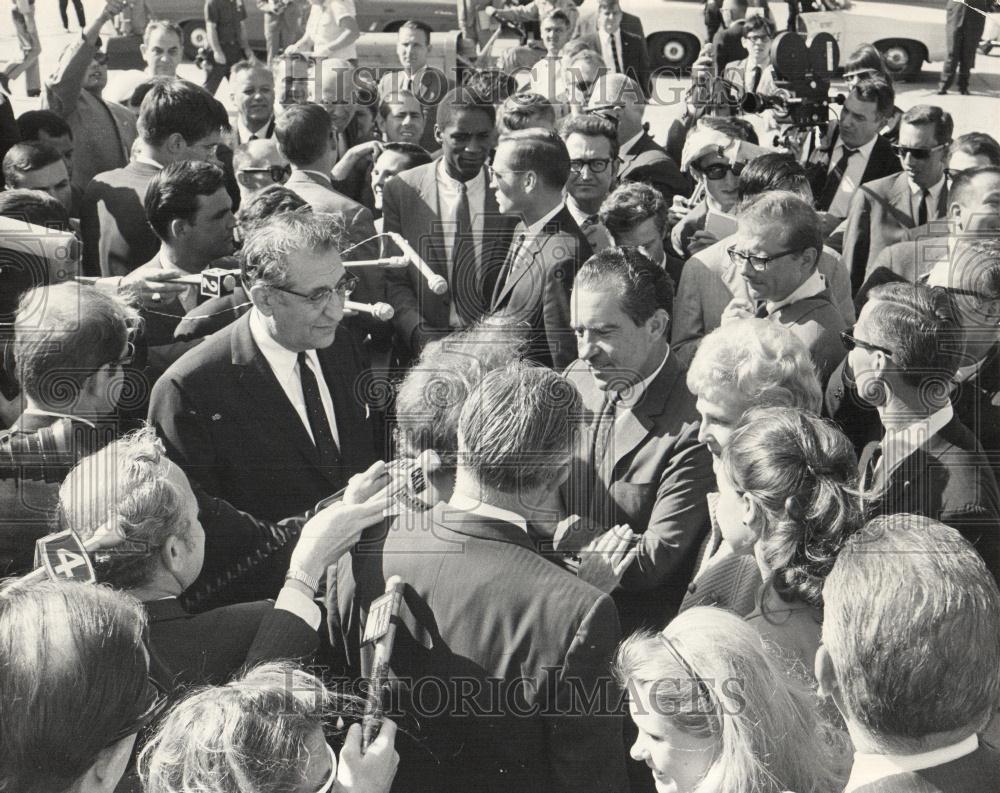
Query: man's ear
168,217,189,242
814,644,848,720
161,533,186,577
434,124,444,146
742,492,764,535
523,170,538,194
165,132,187,157
80,734,136,793
645,307,669,340
249,282,276,316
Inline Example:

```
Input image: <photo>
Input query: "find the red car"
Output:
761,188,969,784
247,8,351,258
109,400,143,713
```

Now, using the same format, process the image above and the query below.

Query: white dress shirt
448,492,529,534
879,402,953,477
826,134,879,218
248,308,340,447
436,159,487,327
908,174,946,222
304,0,357,60
237,115,274,142
845,734,978,793
599,29,624,73
766,270,827,315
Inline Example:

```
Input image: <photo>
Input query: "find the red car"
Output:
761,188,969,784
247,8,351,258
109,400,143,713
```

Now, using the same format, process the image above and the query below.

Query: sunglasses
840,328,894,357
92,51,109,66
105,676,169,747
700,162,744,180
239,164,292,183
890,143,949,161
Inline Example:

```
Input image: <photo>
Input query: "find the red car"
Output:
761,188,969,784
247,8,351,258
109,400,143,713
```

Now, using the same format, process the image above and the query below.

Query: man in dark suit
812,76,901,250
383,89,515,358
577,0,650,96
940,0,990,94
841,105,952,289
817,514,1000,792
376,20,453,154
80,78,230,277
587,73,688,206
148,211,382,527
564,248,714,629
60,425,386,689
331,363,628,793
846,282,999,574
490,128,592,369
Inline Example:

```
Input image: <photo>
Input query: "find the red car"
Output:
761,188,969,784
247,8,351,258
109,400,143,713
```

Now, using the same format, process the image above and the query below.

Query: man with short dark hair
229,59,276,144
14,110,73,174
578,0,650,95
490,128,591,368
384,88,515,357
559,114,617,253
817,514,1000,790
842,105,952,291
332,362,628,793
376,21,453,153
80,78,230,277
847,281,1000,572
565,246,714,627
2,142,72,214
108,19,185,107
600,181,671,278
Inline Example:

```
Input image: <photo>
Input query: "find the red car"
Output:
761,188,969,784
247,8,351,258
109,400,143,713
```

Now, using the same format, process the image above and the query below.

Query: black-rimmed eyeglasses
840,328,894,357
239,164,292,183
105,676,169,747
569,158,618,174
727,244,803,271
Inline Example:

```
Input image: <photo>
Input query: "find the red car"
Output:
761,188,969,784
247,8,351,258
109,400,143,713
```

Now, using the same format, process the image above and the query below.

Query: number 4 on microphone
34,529,97,584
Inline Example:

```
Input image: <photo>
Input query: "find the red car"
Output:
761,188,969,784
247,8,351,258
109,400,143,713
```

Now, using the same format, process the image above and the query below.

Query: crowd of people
1,1,999,792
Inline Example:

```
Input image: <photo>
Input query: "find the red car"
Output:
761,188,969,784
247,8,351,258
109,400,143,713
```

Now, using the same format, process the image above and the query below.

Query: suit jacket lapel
316,336,370,485
494,234,543,306
421,165,451,279
609,355,683,470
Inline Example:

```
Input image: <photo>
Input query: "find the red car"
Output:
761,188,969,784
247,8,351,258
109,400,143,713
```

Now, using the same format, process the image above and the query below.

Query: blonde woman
616,606,845,793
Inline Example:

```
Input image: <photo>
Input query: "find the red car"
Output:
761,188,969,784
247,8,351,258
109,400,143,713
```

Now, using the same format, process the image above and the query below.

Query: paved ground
2,0,999,141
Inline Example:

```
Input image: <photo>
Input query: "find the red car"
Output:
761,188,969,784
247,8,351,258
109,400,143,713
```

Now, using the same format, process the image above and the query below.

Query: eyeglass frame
487,164,529,181
105,676,169,747
238,164,292,183
840,328,895,357
568,157,620,175
890,142,950,161
726,244,805,272
657,632,717,716
270,273,359,308
699,161,745,181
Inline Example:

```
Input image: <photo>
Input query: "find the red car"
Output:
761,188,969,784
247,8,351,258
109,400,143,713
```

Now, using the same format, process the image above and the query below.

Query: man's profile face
489,142,529,215
541,19,569,55
183,188,236,261
839,94,883,149
954,172,1000,233
436,108,494,181
179,131,224,165
396,26,430,73
381,95,425,143
19,160,73,212
232,67,276,127
267,247,349,351
236,141,290,196
371,150,413,210
141,28,183,77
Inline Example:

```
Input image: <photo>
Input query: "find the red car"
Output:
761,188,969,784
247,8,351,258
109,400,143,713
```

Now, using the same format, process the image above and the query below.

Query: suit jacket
148,312,382,523
43,38,137,194
563,355,715,627
376,68,454,154
382,161,517,352
811,132,902,217
858,235,950,307
145,596,318,689
861,416,1000,580
671,236,854,367
769,289,848,385
841,172,949,292
577,12,651,95
79,160,161,278
491,204,591,369
617,130,688,206
232,115,276,146
849,742,1000,793
330,504,628,793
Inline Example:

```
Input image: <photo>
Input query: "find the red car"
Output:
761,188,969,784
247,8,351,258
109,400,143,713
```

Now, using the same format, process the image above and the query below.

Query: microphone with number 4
361,575,405,751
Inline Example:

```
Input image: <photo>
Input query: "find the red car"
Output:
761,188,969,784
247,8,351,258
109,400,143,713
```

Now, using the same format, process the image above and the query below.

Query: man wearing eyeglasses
559,114,618,254
842,105,952,293
233,138,291,202
845,282,999,565
149,211,382,525
721,191,847,384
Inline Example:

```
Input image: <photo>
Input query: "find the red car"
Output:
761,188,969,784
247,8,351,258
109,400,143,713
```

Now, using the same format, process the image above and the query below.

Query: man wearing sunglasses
842,105,952,293
233,138,291,203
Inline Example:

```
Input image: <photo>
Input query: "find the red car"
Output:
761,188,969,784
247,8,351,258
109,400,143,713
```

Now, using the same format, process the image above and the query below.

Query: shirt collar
133,154,164,170
881,402,954,474
402,66,426,85
21,407,96,428
565,195,597,227
620,129,645,156
766,269,826,314
525,201,565,236
845,734,978,793
908,173,946,200
296,168,333,185
238,115,273,142
436,158,485,191
838,133,878,159
448,493,529,534
617,347,670,409
248,307,316,379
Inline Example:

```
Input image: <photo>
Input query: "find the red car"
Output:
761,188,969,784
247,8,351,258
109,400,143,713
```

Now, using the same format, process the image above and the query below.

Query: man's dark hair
399,19,432,43
576,246,674,328
542,9,571,26
502,92,556,132
600,181,668,237
558,113,620,159
236,185,310,231
842,43,891,79
15,110,72,142
952,133,1000,167
497,128,570,191
377,89,423,121
144,160,227,242
949,165,1000,209
2,142,64,189
0,189,71,229
737,152,810,201
900,104,953,146
380,141,433,170
275,103,332,167
850,75,895,120
436,86,497,130
741,14,775,38
138,78,230,147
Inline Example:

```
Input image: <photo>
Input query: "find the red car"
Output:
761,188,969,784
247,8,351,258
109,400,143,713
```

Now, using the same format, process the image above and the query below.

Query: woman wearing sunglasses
0,579,163,793
714,406,862,680
616,605,846,793
140,662,398,793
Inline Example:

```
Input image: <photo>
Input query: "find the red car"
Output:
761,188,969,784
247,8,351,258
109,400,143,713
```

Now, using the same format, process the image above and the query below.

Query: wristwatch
285,566,320,593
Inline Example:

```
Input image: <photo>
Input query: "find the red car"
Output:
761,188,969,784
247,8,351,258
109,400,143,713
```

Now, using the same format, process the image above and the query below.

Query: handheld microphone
342,256,409,269
361,575,405,751
344,300,395,321
387,232,448,295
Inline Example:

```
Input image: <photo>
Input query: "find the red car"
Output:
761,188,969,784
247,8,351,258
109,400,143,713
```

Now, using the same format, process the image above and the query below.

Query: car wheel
875,39,926,80
647,32,700,72
182,20,210,62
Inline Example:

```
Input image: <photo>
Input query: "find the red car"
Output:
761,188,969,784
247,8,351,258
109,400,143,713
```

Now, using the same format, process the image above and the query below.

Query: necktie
451,182,480,321
581,214,599,230
862,443,883,491
918,189,930,226
754,301,769,319
297,351,340,464
401,73,412,92
817,146,857,212
592,391,621,470
248,133,257,141
608,33,623,73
